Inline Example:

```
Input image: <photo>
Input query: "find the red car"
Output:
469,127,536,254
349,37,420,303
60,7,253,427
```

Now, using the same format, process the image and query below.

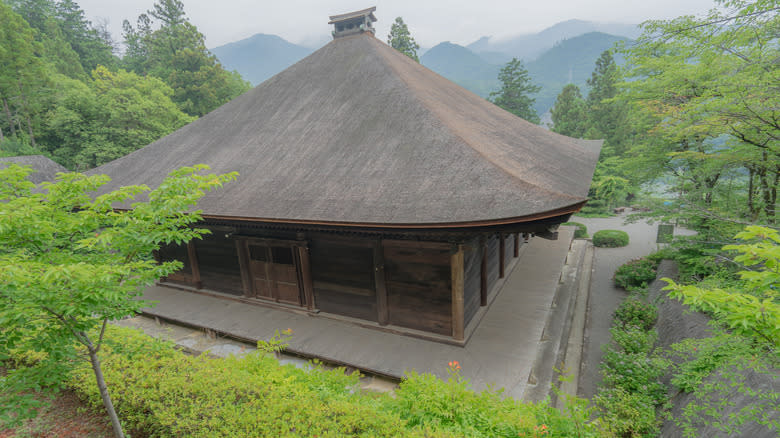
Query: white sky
77,0,718,49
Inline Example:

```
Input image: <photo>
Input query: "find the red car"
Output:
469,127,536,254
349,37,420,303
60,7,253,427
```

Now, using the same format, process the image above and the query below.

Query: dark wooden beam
235,239,252,297
480,238,487,306
187,240,202,289
296,245,316,310
499,232,505,279
374,241,389,325
514,233,520,258
451,244,465,341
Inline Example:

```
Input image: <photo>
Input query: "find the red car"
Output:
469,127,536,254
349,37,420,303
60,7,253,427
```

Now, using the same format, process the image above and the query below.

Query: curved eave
197,200,588,230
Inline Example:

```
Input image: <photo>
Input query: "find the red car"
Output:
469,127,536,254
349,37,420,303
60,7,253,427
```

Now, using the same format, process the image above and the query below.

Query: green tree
621,0,779,226
9,0,116,73
489,58,541,124
122,0,251,117
387,17,420,62
550,84,587,137
0,2,50,148
0,163,236,437
41,67,195,170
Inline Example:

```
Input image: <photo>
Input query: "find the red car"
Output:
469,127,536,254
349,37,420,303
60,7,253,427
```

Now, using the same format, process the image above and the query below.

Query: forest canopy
0,0,250,170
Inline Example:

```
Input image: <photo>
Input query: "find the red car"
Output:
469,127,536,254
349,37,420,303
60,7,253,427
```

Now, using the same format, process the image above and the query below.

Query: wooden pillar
499,233,506,279
187,240,202,289
235,240,252,297
480,238,488,306
451,244,465,341
514,233,520,258
374,241,389,325
297,245,315,310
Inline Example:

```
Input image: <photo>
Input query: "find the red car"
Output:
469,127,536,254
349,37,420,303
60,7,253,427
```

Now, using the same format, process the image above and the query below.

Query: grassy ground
0,389,112,438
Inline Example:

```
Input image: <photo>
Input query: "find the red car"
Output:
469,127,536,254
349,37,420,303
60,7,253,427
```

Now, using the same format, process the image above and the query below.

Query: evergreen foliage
489,58,541,124
387,17,420,62
550,84,587,137
122,0,251,117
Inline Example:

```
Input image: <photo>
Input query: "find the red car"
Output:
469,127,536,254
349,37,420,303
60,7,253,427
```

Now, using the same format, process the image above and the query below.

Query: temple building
92,7,600,344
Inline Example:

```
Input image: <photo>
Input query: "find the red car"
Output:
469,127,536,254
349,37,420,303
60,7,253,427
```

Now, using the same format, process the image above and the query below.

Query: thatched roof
92,33,600,228
0,155,67,184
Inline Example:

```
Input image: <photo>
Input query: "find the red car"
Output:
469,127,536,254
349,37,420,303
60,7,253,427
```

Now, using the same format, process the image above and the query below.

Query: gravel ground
572,213,694,398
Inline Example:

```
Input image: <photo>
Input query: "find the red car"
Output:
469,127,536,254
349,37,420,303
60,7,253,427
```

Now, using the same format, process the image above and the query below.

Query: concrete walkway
573,214,695,398
136,227,576,398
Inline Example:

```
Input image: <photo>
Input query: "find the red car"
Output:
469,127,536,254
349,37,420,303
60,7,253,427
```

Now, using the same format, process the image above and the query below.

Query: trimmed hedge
65,326,600,437
562,222,589,239
593,230,629,248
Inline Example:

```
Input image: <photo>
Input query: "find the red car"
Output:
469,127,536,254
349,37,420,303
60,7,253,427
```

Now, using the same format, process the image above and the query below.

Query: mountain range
211,20,637,117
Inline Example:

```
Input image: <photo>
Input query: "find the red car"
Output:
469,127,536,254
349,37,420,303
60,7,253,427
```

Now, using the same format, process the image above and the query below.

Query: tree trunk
25,114,36,149
0,126,4,142
747,167,759,221
86,342,125,438
2,99,15,137
17,82,36,148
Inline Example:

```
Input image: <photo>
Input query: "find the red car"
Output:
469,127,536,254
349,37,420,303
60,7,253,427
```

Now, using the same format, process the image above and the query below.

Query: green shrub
594,388,660,438
601,349,669,405
593,230,629,248
611,326,658,355
65,325,598,438
562,222,589,239
614,258,658,291
614,297,657,331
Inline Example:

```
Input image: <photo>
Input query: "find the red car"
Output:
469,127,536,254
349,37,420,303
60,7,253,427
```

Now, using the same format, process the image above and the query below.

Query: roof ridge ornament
329,6,377,39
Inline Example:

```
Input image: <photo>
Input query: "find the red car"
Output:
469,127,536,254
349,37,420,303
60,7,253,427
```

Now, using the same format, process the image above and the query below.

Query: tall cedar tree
122,0,250,117
551,84,587,138
0,164,237,438
387,17,420,62
490,58,541,124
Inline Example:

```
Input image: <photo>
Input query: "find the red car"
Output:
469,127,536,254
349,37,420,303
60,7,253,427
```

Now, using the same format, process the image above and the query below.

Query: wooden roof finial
329,6,377,39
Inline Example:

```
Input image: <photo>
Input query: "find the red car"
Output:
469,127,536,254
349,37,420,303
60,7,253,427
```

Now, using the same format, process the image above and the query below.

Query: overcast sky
77,0,718,49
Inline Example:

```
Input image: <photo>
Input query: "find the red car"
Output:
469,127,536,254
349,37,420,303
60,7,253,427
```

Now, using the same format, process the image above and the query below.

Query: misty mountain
211,34,313,86
468,19,639,61
527,32,630,114
421,42,501,97
419,32,629,115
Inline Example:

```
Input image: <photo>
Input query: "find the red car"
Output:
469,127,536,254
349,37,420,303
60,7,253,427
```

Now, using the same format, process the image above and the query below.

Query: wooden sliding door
239,240,307,307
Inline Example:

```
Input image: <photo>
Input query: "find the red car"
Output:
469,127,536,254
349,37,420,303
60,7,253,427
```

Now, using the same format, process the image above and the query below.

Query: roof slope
0,155,67,184
92,34,600,227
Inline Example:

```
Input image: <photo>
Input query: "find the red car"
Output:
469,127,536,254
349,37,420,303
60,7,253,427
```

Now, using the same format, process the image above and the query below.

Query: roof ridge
367,36,585,202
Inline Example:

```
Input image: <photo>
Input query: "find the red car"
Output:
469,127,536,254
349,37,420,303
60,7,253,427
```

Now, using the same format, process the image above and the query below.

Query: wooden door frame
235,237,311,308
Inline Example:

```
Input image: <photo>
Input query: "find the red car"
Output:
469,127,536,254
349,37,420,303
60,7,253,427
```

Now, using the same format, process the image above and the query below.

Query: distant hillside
421,42,500,97
468,19,638,61
211,34,313,86
419,32,629,115
526,32,629,114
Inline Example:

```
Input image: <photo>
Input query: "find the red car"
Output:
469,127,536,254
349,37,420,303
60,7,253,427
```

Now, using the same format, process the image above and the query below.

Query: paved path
573,213,693,398
138,228,575,398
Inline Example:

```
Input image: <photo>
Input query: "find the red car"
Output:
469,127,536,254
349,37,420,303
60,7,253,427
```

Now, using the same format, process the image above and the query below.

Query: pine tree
489,58,541,124
387,17,420,62
551,84,587,138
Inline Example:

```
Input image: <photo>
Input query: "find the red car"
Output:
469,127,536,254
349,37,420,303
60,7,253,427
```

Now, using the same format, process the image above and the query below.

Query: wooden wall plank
384,243,452,335
297,245,315,310
374,242,389,325
235,240,252,297
499,233,505,279
480,238,488,306
195,232,244,295
451,245,464,341
310,239,377,322
463,239,482,326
